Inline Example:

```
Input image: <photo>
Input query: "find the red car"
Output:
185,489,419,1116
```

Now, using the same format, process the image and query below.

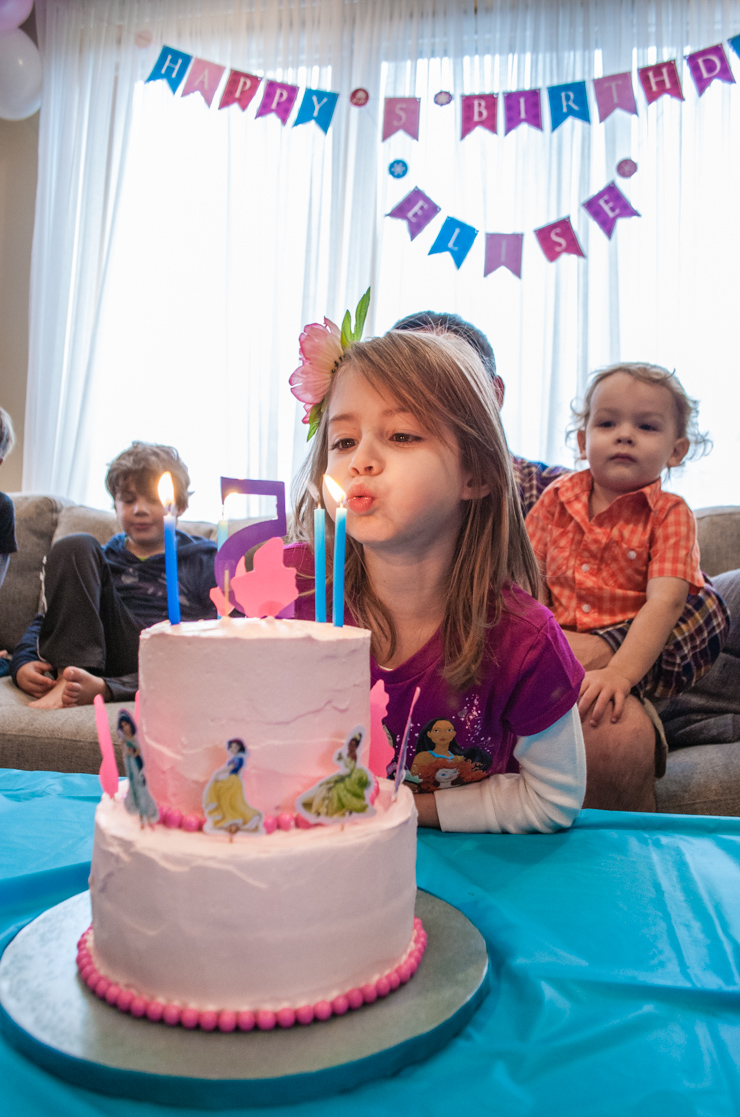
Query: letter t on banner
582,183,640,239
387,187,441,240
428,217,478,269
686,45,735,96
593,73,637,122
535,218,585,262
146,46,193,94
484,233,523,278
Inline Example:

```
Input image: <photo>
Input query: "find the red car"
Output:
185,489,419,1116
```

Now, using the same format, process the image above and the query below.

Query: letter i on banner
637,61,684,104
686,45,735,96
484,233,523,278
503,90,542,134
181,59,226,107
534,218,585,262
461,94,497,139
146,46,193,94
219,70,261,111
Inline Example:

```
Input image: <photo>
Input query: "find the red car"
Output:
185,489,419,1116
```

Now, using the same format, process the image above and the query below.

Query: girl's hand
16,660,55,697
578,666,634,727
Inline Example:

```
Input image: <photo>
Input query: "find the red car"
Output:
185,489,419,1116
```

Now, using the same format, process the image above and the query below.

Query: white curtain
25,0,740,521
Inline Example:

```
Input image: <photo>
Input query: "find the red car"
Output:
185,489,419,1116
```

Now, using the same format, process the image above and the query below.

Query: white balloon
0,28,42,121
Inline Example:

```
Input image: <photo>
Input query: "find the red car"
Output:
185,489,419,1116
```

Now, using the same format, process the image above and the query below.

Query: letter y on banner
293,88,339,133
146,46,192,94
387,187,441,240
535,218,585,262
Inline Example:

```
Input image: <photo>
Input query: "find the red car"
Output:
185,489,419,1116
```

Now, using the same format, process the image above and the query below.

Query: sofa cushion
695,507,740,576
52,503,119,546
0,495,72,652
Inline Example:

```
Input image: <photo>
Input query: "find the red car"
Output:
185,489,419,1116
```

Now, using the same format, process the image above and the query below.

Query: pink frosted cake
78,617,423,1031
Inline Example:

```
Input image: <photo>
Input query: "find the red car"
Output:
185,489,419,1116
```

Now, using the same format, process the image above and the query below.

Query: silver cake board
0,889,490,1108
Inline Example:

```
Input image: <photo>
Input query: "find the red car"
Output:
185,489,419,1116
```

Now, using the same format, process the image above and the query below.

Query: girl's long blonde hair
292,330,538,691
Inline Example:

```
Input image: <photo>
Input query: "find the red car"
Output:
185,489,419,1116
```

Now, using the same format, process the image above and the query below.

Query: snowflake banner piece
461,94,497,138
293,88,339,133
387,187,441,241
255,80,300,124
548,81,590,130
484,233,523,278
428,217,478,269
535,218,585,262
582,182,640,239
638,62,684,105
145,46,192,94
382,97,421,140
686,45,735,96
593,73,637,122
503,89,542,134
389,159,408,178
181,58,225,107
219,70,261,111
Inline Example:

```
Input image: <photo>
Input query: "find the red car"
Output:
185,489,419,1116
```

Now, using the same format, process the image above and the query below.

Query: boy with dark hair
11,441,217,707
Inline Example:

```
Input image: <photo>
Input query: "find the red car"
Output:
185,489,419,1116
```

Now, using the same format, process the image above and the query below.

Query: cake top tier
141,616,371,644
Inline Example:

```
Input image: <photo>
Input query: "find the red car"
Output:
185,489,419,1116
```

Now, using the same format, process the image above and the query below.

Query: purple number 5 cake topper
214,478,287,612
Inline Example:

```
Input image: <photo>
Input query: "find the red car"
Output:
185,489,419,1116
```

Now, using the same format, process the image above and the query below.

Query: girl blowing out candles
287,316,586,833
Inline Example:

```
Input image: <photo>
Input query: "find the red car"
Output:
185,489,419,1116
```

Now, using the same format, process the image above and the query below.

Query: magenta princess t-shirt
286,543,583,794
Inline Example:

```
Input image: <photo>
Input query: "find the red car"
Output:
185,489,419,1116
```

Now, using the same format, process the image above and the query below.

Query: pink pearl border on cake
76,918,427,1031
160,807,320,834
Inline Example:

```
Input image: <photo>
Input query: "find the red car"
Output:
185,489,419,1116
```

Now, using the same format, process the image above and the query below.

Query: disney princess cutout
203,739,264,839
296,727,376,824
117,710,159,828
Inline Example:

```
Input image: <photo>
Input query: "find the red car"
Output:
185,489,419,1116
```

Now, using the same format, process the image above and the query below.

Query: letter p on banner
535,218,585,262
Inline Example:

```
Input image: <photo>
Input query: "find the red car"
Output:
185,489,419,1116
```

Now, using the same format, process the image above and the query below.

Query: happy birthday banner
146,34,740,277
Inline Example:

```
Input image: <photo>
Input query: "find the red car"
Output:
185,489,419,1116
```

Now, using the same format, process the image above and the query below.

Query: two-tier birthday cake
77,617,423,1031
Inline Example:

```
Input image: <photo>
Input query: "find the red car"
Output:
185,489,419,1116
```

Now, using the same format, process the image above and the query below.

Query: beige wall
0,12,38,493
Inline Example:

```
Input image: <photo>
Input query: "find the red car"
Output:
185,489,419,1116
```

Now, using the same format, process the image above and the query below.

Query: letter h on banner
638,61,684,104
146,46,193,94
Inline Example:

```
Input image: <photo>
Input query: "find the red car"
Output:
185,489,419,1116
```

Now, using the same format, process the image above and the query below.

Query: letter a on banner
461,95,497,139
146,46,193,94
535,218,585,262
255,80,300,124
638,61,684,105
383,98,421,140
484,233,523,278
686,45,735,96
428,217,478,269
548,82,590,130
593,73,637,122
293,88,339,133
387,187,441,240
219,70,261,111
181,59,226,107
582,183,640,239
503,90,542,134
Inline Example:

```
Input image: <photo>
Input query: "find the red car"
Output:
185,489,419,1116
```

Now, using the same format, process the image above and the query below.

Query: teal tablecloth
1,768,739,1116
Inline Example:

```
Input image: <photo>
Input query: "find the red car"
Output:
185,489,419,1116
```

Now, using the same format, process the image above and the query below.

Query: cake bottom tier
89,784,418,1014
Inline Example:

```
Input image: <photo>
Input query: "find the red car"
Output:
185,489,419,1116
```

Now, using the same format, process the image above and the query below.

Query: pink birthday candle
94,694,119,797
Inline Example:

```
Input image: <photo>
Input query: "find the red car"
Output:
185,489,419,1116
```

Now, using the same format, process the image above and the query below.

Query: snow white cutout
117,710,159,828
203,739,264,839
296,727,376,825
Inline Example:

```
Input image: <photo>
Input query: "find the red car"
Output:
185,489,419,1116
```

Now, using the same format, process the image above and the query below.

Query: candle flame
158,472,175,510
323,474,345,505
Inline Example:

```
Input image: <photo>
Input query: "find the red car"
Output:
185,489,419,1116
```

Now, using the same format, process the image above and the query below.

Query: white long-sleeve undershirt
433,704,586,834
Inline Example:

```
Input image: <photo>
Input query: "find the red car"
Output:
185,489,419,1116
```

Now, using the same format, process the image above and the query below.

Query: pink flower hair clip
289,288,370,440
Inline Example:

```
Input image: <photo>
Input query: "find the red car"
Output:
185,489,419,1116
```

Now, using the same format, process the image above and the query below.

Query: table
1,768,739,1116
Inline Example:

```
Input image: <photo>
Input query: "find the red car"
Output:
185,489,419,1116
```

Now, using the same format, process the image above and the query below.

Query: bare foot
61,667,110,707
29,677,67,709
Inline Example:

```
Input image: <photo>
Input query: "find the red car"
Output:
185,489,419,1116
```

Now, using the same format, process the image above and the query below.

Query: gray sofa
1,494,739,813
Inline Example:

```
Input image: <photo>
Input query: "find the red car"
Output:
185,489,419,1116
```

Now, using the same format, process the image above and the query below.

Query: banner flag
503,89,542,134
383,98,421,140
256,80,300,124
294,88,339,133
428,217,478,269
729,34,740,60
582,182,640,239
387,187,441,240
146,46,192,94
461,94,497,139
638,61,684,105
535,218,585,262
593,72,637,122
181,58,226,107
484,233,523,277
548,81,591,130
687,45,735,96
219,70,261,111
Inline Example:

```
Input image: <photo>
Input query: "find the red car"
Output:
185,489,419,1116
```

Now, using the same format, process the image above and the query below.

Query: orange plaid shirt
525,470,704,632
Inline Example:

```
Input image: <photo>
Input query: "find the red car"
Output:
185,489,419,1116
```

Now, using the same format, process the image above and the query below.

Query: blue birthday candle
158,472,181,625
